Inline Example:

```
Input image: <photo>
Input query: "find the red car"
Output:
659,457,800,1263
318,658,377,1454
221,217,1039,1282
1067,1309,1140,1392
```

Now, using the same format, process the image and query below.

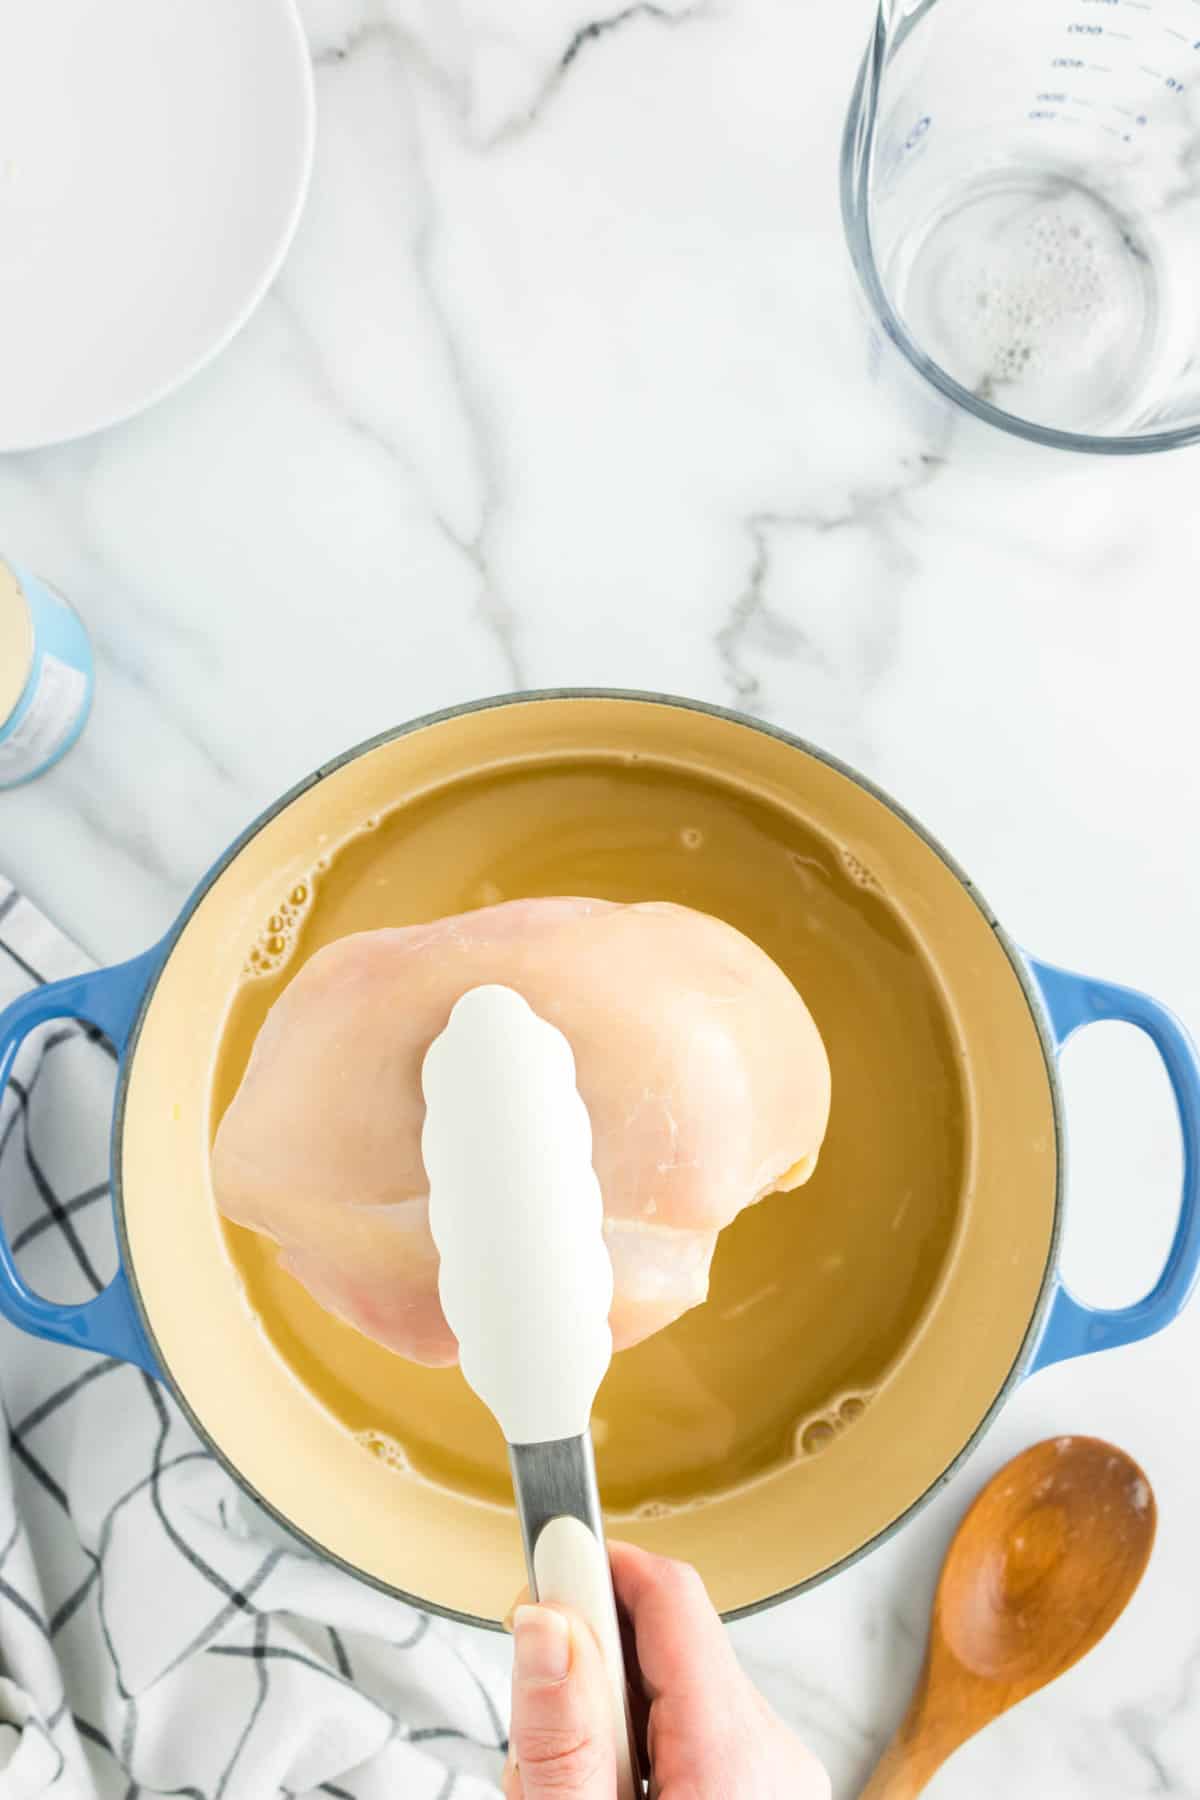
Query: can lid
0,561,35,729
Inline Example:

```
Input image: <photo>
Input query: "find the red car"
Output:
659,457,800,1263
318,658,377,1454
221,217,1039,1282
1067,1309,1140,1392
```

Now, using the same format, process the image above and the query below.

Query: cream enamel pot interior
1,692,1198,1626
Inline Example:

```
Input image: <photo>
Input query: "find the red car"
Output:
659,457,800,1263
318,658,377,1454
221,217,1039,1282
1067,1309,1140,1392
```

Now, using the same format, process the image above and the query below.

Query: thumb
505,1603,616,1798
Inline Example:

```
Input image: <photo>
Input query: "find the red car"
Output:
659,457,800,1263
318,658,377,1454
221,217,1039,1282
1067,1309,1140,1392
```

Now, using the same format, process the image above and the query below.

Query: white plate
0,0,314,452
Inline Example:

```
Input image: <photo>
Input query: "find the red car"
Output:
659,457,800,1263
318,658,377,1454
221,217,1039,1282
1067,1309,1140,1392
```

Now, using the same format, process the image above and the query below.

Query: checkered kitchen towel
0,881,508,1800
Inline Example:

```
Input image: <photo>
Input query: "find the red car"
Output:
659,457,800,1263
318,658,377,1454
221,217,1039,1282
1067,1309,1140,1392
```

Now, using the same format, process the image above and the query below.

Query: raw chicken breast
212,899,830,1366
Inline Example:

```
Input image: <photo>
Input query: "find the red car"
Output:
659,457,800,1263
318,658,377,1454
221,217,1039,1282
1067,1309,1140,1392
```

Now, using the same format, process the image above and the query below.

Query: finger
608,1542,784,1794
510,1566,648,1763
608,1540,740,1701
610,1542,832,1798
509,1603,617,1798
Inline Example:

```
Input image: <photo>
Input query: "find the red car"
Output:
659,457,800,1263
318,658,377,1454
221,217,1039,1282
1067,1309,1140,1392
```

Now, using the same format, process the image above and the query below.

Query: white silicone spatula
422,985,643,1800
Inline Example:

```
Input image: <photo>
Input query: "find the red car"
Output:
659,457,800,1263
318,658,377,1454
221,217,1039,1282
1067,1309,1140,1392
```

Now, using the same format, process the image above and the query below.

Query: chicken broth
214,756,966,1513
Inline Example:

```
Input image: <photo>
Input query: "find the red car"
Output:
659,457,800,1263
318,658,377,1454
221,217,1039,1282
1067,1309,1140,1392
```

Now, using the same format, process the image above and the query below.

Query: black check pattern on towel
0,881,507,1800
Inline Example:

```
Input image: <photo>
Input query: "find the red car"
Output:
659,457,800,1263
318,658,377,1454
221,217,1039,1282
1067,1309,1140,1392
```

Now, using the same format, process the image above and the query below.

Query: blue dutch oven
0,692,1196,1624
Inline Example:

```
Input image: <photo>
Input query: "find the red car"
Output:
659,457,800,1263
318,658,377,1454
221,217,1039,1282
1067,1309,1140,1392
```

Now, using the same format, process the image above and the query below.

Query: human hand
503,1540,831,1799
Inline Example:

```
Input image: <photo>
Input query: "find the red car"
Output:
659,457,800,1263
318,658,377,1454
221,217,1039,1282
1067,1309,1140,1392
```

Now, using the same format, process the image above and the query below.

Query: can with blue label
0,559,94,789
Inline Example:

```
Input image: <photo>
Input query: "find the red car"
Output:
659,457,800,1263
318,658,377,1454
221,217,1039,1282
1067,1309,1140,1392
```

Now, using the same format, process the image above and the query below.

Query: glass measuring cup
842,0,1200,452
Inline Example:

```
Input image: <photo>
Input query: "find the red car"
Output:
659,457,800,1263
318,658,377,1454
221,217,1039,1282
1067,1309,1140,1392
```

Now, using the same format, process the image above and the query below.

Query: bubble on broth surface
241,870,319,979
794,1390,873,1459
631,1499,677,1520
797,1419,837,1457
839,848,881,893
356,1428,412,1474
680,827,704,850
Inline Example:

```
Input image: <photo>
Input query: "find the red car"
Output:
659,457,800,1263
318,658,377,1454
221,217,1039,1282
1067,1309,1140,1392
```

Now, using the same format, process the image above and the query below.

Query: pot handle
1027,956,1200,1373
0,950,163,1376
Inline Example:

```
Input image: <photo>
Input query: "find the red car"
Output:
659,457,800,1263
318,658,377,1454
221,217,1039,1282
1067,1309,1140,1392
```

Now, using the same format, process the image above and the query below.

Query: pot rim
110,688,1065,1628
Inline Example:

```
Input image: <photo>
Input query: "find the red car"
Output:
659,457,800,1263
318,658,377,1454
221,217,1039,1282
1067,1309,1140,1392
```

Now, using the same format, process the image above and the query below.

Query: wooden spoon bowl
861,1436,1157,1798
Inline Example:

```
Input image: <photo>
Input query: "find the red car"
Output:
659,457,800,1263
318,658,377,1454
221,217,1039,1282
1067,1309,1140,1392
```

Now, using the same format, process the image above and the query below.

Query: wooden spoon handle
857,1728,946,1800
857,1659,965,1800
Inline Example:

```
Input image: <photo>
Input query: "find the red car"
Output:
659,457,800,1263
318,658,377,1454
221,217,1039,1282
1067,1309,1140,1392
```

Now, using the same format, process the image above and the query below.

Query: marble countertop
3,0,1199,1793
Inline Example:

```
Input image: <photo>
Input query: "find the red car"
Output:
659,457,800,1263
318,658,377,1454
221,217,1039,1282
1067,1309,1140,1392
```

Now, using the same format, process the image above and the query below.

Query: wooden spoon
860,1436,1157,1799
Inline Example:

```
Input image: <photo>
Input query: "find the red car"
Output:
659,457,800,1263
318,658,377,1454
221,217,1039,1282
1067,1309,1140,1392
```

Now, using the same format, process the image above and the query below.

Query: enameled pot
1,692,1197,1626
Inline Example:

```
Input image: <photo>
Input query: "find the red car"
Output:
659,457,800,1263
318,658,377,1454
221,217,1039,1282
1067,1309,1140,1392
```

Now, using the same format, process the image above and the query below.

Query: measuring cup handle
0,948,164,1373
1026,955,1200,1373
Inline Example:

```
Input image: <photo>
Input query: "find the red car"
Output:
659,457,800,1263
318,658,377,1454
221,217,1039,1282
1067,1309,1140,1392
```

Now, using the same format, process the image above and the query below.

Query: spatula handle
510,1436,646,1796
532,1514,643,1800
